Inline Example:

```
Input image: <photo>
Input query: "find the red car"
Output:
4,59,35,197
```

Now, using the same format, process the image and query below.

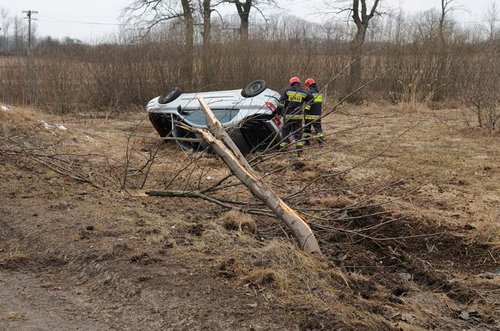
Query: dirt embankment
0,104,499,330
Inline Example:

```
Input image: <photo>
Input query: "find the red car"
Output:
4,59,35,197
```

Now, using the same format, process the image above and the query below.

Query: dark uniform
277,81,313,151
303,83,324,147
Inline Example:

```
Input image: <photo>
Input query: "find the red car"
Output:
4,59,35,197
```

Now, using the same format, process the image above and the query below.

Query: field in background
0,35,498,134
0,102,498,330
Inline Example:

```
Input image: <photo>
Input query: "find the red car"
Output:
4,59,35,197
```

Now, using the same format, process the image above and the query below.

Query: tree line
0,1,498,130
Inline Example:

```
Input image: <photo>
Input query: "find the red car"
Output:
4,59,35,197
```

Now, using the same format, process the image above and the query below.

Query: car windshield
182,108,240,126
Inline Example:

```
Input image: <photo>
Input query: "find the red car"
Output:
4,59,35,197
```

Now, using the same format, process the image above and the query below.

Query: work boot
295,142,304,156
317,133,325,148
303,133,311,146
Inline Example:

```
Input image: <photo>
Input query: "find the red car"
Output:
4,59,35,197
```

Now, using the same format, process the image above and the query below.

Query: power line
37,16,123,26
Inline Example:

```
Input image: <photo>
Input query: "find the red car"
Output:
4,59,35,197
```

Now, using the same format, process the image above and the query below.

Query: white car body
147,84,283,154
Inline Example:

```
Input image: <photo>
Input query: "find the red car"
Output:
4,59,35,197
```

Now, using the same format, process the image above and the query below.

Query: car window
182,108,240,125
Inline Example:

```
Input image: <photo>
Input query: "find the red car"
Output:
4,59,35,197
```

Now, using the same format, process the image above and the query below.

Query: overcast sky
0,0,495,41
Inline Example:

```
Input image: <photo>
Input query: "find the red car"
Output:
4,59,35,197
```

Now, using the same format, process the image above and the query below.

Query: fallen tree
148,97,322,255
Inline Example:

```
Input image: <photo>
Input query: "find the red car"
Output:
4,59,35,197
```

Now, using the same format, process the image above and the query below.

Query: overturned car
147,80,282,154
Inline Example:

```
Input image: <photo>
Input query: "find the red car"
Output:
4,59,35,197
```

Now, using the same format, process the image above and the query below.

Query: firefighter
303,78,324,147
277,77,312,153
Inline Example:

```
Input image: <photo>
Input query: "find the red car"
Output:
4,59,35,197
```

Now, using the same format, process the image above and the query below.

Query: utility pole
22,10,38,55
22,10,38,105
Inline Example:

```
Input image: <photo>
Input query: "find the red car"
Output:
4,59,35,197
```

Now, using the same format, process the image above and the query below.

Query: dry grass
301,170,317,181
218,210,257,234
321,195,353,208
240,268,289,291
470,210,500,247
1,103,498,330
0,105,40,130
204,236,350,310
318,102,500,243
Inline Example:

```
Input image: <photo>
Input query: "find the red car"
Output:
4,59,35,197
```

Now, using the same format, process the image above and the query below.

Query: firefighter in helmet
303,78,324,147
277,77,313,153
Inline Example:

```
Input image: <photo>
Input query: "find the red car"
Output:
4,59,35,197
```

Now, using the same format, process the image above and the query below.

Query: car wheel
159,87,182,104
241,80,267,98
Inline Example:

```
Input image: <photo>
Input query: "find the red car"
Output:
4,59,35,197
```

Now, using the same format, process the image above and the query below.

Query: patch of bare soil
1,103,498,330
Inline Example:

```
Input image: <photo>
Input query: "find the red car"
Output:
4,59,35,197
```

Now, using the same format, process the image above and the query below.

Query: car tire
241,80,267,98
159,87,182,104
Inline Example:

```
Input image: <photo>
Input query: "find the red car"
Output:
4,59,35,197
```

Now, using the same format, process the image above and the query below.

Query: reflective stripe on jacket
278,84,313,116
284,114,304,121
304,86,323,116
304,114,321,120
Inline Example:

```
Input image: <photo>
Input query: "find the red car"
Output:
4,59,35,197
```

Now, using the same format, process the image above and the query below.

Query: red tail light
265,101,277,112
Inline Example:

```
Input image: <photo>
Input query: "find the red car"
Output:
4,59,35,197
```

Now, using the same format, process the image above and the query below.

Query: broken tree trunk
197,97,256,176
196,97,322,255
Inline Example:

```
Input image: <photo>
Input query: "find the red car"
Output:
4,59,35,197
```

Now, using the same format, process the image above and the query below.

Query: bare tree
225,0,277,45
230,0,251,44
433,0,459,101
198,0,224,85
13,16,26,54
199,0,213,48
123,0,195,79
484,1,499,40
438,0,455,45
181,0,195,81
123,0,188,35
460,53,499,132
412,8,440,44
328,0,382,103
0,8,12,53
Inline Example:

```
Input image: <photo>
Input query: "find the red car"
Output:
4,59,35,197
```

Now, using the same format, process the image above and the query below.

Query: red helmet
304,78,315,87
289,76,301,85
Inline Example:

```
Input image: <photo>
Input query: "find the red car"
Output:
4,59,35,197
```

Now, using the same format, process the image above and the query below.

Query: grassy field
0,101,498,330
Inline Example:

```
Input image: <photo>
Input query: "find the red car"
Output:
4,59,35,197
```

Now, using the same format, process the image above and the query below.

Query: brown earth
0,102,499,330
